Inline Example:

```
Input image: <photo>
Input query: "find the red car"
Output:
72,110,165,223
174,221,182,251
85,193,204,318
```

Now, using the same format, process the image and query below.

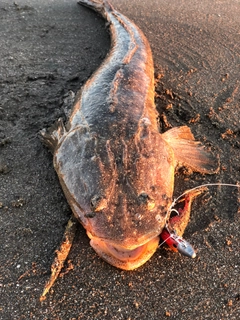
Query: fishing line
169,182,240,214
159,182,239,252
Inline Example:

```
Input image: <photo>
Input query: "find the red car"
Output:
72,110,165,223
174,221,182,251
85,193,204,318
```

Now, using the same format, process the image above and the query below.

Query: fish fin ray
39,118,67,154
162,126,219,174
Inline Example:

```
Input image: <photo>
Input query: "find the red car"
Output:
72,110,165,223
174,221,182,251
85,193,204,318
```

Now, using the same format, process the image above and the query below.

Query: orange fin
162,126,219,174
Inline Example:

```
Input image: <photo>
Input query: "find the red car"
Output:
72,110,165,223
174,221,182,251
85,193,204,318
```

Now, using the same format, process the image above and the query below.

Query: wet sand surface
0,0,239,319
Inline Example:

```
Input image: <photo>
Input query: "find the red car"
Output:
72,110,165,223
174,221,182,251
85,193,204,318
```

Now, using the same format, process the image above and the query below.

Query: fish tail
78,0,114,16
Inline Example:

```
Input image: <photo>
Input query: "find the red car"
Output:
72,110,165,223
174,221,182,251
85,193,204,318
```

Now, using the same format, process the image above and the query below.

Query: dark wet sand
0,0,239,319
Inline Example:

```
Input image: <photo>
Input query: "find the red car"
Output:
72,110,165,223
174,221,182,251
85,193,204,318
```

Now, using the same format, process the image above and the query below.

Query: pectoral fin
39,118,67,154
162,126,219,174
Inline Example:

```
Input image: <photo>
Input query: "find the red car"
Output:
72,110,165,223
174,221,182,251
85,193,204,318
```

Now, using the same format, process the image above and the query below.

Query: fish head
54,125,175,269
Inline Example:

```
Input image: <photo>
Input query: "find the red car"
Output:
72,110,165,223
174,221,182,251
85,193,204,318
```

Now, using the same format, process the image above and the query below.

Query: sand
0,0,239,318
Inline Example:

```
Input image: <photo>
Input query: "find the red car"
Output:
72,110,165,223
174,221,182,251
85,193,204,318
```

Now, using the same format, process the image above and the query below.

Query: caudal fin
162,126,219,174
78,0,113,15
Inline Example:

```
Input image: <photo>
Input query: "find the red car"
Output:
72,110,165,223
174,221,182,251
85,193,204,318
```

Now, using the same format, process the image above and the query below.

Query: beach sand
0,0,239,318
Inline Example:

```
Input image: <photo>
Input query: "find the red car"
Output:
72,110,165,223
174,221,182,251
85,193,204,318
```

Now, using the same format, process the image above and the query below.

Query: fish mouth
89,236,160,270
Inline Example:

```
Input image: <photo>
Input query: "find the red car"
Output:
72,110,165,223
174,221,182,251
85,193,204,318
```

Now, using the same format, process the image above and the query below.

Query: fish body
41,0,217,270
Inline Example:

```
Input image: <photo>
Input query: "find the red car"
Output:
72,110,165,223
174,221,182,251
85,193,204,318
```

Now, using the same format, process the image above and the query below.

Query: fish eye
138,193,155,211
90,195,107,212
138,193,149,203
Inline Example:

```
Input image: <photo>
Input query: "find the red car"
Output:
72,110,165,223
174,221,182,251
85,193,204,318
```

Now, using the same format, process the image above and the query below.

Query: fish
41,0,218,271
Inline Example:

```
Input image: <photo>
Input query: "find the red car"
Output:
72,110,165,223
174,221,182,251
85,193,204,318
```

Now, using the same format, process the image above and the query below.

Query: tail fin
78,0,113,17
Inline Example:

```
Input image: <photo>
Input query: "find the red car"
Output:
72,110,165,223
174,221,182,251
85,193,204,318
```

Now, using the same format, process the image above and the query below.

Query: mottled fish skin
41,0,218,269
55,0,173,247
